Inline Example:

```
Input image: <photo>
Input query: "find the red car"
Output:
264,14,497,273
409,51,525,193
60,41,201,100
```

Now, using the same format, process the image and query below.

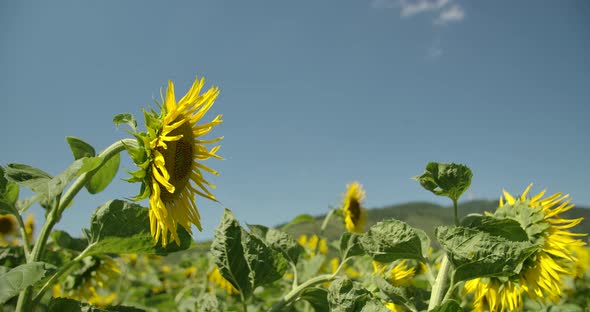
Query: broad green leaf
414,162,472,201
373,276,413,309
280,214,316,231
113,113,137,131
430,300,463,312
339,232,364,259
5,158,102,201
241,228,288,290
461,215,528,241
493,201,549,243
66,136,96,160
85,153,120,194
210,208,252,297
360,220,424,263
4,163,51,193
436,226,538,281
248,224,304,264
0,262,54,304
300,287,329,312
211,209,288,299
0,166,19,214
86,200,191,256
51,230,89,252
328,278,386,312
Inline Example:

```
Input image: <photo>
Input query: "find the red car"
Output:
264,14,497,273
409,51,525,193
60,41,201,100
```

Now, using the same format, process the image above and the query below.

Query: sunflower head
373,260,416,286
464,184,586,311
125,76,223,247
0,214,17,236
341,182,367,233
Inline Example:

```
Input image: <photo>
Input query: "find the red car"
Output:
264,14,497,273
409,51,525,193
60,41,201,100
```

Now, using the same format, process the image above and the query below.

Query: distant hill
279,200,590,245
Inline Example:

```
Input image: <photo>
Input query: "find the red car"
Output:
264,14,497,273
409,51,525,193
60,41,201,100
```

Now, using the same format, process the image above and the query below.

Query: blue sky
1,0,589,241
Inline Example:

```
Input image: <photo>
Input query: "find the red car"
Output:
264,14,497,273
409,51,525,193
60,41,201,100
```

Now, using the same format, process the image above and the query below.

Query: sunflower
298,234,328,256
208,266,238,295
24,213,35,242
341,182,367,233
373,260,416,286
127,76,223,246
464,184,586,311
53,256,120,307
0,214,17,236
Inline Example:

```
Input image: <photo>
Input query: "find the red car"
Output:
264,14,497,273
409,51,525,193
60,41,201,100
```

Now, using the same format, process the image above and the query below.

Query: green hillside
279,200,590,245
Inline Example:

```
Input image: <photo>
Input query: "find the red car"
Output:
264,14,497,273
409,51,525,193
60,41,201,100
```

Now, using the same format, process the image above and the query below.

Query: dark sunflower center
0,217,15,235
156,117,194,202
348,199,361,222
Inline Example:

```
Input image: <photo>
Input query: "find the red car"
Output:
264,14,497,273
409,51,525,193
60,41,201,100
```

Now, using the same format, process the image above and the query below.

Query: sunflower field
0,76,588,312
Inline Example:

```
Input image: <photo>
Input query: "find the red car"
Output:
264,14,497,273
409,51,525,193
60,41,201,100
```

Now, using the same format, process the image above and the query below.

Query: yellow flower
208,266,238,295
341,182,367,233
184,266,197,278
464,184,586,311
570,245,590,279
24,213,35,242
298,234,328,256
129,76,223,247
385,302,402,312
53,257,120,307
0,214,17,236
373,260,416,286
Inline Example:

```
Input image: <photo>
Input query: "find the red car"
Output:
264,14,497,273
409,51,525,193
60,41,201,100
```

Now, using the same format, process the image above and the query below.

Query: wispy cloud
371,0,465,26
434,4,465,25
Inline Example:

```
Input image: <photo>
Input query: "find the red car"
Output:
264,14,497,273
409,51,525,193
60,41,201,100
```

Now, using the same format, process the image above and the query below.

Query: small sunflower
208,266,238,295
53,256,120,307
0,214,17,236
127,76,223,246
24,213,35,242
464,184,586,311
341,182,367,233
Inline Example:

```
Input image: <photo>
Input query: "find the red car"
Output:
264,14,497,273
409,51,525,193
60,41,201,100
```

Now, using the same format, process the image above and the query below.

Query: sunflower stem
15,138,134,312
452,198,459,226
32,249,89,304
428,255,452,310
14,213,32,261
269,257,349,312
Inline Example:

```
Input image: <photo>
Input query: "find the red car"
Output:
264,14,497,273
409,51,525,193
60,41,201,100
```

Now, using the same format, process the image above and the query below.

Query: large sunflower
464,184,586,311
341,182,367,233
128,76,223,246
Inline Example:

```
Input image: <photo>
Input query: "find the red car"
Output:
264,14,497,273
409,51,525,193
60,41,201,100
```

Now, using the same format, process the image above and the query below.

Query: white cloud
371,0,465,26
434,4,465,25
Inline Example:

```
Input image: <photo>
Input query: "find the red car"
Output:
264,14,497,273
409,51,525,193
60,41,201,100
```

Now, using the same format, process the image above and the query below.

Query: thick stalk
428,255,451,310
452,198,459,226
269,257,349,312
14,213,32,261
15,139,134,312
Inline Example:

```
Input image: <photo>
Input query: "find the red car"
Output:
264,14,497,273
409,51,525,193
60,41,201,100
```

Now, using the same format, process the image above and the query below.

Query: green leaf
414,162,473,201
86,200,191,256
436,226,538,281
373,276,413,309
327,278,387,312
300,287,329,312
5,158,102,201
339,232,364,259
461,215,529,241
66,137,96,160
248,224,304,265
51,230,89,252
113,113,137,131
210,209,288,299
85,154,120,194
48,297,145,312
360,219,424,263
0,262,54,304
430,300,463,312
280,214,316,231
0,166,19,214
